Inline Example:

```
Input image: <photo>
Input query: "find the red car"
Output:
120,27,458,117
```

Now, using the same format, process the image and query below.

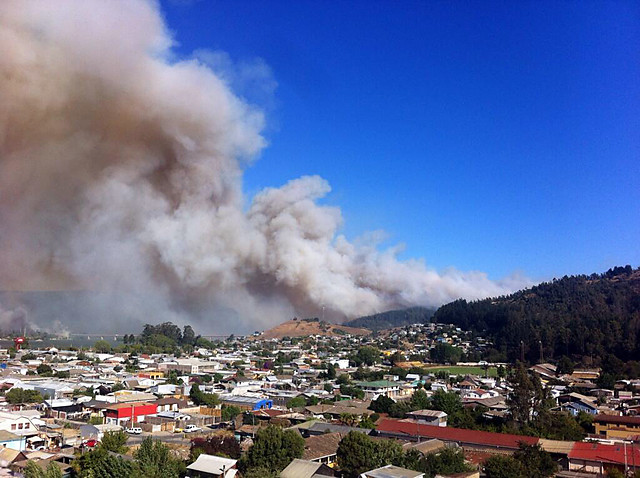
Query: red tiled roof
376,418,538,450
593,414,640,426
569,441,640,465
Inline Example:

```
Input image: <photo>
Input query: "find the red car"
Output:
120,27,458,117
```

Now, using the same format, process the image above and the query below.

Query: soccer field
423,365,498,378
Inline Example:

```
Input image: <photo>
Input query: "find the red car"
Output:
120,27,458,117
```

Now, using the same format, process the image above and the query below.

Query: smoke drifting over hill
0,0,531,333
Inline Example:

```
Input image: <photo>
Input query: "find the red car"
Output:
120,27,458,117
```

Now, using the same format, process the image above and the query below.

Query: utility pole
539,340,544,364
624,441,628,475
520,341,525,363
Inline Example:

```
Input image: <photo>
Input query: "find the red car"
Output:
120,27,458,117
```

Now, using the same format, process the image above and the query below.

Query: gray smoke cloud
0,0,532,333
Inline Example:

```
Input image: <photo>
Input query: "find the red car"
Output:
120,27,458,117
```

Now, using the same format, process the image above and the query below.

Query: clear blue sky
160,0,639,281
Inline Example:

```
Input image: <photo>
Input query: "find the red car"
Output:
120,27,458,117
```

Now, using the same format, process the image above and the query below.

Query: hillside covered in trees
433,266,640,364
344,306,435,331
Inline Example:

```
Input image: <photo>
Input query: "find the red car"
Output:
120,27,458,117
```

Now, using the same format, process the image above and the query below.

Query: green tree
483,455,525,478
242,467,279,478
577,411,594,434
221,405,242,422
196,337,215,349
72,446,134,478
429,390,463,416
25,461,63,478
5,388,43,404
431,343,462,364
24,461,43,478
514,443,557,478
135,437,185,478
190,383,220,407
239,425,304,474
165,369,181,385
354,346,381,366
358,415,376,429
326,362,337,379
401,449,424,472
507,362,545,425
497,365,506,379
420,447,471,476
597,372,616,390
606,469,625,478
20,352,37,362
388,401,412,418
337,431,403,478
93,340,111,353
533,410,585,440
100,431,129,454
286,396,306,408
340,384,365,400
340,413,358,427
556,356,574,375
369,395,394,414
182,325,196,345
111,382,126,393
337,431,380,478
410,389,430,410
391,351,405,364
36,364,53,376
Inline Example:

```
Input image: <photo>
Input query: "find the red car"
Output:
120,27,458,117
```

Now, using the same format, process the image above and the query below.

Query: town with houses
0,319,638,478
1,0,636,476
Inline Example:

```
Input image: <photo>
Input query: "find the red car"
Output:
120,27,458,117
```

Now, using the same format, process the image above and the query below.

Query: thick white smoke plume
0,0,531,333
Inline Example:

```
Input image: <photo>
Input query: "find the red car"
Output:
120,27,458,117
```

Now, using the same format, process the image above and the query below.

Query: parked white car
184,425,202,433
126,427,142,435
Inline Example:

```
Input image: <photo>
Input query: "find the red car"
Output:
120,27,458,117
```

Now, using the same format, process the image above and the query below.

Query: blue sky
160,0,639,282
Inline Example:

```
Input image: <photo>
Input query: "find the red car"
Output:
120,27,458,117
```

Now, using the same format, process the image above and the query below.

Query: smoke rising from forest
0,0,531,333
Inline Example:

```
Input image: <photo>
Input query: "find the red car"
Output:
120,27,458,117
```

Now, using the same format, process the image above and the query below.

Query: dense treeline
433,266,640,363
120,322,216,353
345,306,435,331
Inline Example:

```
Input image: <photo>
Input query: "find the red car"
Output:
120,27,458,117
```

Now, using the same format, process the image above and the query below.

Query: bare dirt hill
258,318,370,339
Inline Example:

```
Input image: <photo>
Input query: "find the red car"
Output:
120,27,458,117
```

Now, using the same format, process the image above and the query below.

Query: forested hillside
345,306,435,331
433,266,640,363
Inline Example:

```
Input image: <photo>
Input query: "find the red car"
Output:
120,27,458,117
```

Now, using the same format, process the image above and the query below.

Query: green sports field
422,365,498,378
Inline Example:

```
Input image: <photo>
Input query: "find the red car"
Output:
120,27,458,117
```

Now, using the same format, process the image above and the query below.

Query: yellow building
594,414,640,440
138,370,165,380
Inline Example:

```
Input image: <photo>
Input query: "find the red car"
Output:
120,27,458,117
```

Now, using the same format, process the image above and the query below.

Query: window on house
11,424,16,430
18,423,23,429
24,423,29,429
